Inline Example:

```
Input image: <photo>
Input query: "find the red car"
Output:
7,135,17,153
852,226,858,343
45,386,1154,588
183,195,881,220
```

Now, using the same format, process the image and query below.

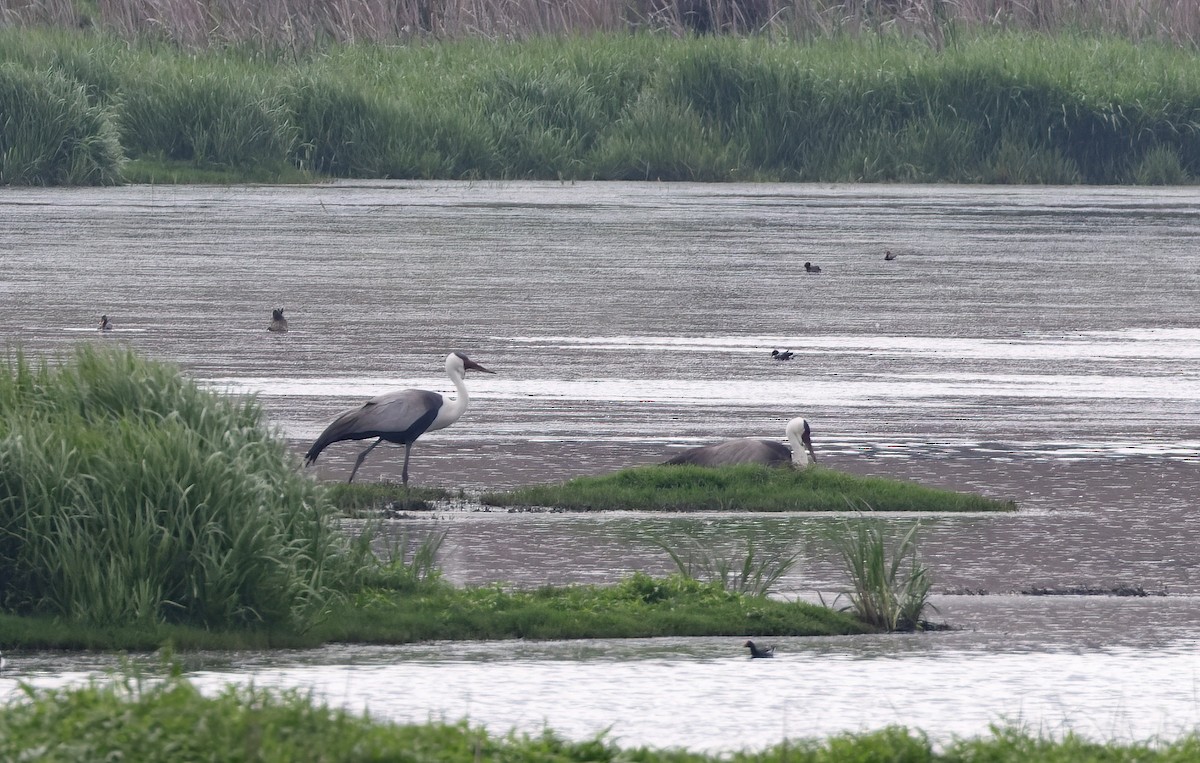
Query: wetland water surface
2,181,1200,750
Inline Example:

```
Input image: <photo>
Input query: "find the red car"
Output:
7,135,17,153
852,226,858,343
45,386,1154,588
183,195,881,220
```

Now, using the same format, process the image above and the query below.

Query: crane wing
305,389,444,463
664,438,790,467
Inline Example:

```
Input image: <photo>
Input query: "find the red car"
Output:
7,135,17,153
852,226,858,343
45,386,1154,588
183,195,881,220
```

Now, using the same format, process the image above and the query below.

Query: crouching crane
663,417,816,468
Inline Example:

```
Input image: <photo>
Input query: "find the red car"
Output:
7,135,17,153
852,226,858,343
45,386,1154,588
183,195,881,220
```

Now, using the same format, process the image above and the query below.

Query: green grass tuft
482,464,1016,513
833,520,936,632
656,533,799,597
0,345,371,631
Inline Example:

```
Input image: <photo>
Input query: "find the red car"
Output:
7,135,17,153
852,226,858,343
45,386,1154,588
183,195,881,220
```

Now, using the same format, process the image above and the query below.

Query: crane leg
400,442,414,485
348,438,382,484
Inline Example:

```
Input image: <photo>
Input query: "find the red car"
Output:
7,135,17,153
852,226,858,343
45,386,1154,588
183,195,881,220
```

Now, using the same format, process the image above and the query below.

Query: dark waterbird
268,308,288,333
663,417,816,468
744,640,775,658
884,250,897,261
804,262,822,274
98,315,112,331
305,352,495,484
771,349,794,361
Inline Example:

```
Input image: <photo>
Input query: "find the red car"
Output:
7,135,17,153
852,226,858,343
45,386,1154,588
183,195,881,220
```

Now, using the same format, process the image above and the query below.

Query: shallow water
2,181,1200,749
4,599,1200,752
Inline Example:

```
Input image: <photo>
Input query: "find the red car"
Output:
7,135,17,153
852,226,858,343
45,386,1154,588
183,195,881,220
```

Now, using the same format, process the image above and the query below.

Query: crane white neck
429,354,471,432
786,417,814,466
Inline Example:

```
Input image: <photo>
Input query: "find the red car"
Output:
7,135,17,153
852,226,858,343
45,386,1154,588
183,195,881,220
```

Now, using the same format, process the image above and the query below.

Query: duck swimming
771,349,794,361
884,250,897,261
268,308,288,333
98,315,113,331
744,640,775,658
804,262,822,274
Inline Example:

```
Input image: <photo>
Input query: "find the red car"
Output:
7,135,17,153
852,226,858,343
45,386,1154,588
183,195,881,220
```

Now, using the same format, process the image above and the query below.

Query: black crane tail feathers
304,406,371,466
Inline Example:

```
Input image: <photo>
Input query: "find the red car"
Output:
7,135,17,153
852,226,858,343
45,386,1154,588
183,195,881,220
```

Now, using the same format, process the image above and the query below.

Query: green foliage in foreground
482,464,1015,512
315,572,870,643
0,346,368,631
5,29,1200,185
6,673,1200,763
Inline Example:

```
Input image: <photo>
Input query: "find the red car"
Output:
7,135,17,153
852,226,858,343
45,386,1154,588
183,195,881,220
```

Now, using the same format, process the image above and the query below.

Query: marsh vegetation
5,0,1200,48
832,519,935,631
317,571,870,643
0,346,365,632
0,346,890,649
4,29,1200,185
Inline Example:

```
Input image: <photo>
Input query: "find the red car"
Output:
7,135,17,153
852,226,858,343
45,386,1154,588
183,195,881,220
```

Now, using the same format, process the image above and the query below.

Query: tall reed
833,518,934,631
0,61,123,184
0,345,368,630
655,531,797,596
116,56,297,170
353,529,447,592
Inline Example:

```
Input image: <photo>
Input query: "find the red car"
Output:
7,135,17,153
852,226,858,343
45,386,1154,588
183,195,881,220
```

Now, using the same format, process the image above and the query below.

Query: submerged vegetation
8,672,1200,762
482,463,1015,512
4,29,1200,185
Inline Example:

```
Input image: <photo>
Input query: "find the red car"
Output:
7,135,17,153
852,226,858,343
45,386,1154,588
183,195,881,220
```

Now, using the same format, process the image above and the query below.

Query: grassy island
481,464,1016,513
313,572,870,644
0,571,868,651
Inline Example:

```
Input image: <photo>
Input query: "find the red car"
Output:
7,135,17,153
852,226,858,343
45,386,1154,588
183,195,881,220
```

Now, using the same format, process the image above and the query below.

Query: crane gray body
304,352,493,484
663,417,816,468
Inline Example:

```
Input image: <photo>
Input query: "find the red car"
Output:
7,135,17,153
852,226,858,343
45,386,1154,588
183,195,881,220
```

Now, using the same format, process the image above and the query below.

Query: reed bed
4,29,1200,185
482,464,1016,512
7,672,1200,761
4,0,1200,47
0,60,123,184
0,346,371,631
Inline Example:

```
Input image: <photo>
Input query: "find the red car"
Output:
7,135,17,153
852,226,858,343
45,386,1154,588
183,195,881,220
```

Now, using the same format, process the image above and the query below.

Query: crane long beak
465,358,496,374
